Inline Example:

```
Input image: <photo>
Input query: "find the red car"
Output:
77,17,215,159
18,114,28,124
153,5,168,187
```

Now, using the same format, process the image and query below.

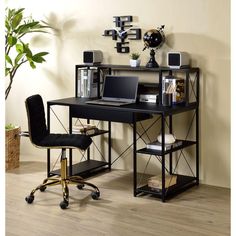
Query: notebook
86,75,139,106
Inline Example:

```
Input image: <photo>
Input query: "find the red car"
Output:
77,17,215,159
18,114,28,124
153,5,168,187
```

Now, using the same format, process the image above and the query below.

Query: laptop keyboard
86,100,131,106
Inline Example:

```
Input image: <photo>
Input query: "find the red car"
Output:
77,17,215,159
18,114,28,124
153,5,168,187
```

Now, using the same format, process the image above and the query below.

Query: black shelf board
50,160,109,177
136,140,196,156
75,64,200,73
136,175,197,199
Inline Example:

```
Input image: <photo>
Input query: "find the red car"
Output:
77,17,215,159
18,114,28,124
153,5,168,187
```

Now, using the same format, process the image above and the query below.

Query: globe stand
146,49,159,68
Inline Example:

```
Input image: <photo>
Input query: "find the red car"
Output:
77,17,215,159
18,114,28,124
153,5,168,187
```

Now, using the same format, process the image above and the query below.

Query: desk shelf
76,64,199,73
50,160,109,178
136,175,197,199
137,140,196,156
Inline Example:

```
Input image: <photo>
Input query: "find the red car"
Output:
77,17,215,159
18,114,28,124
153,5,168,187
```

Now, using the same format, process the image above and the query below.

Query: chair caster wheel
60,200,69,209
77,184,84,190
25,195,34,204
40,186,47,192
91,191,100,200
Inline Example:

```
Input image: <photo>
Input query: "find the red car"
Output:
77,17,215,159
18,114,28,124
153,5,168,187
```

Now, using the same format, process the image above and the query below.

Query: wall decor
103,15,141,53
143,25,165,68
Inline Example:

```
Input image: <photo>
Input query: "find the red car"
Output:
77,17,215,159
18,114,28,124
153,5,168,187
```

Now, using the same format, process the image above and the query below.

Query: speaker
167,52,189,69
83,50,103,64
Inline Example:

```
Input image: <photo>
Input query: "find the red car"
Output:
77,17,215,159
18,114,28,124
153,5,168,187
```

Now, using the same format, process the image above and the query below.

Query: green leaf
17,21,39,35
15,8,25,15
15,43,23,53
26,29,49,34
12,12,23,29
15,24,28,35
23,43,32,58
7,35,17,46
15,53,24,65
34,52,49,57
29,21,40,28
32,52,48,63
29,61,36,69
7,9,14,20
5,68,11,76
5,19,10,31
5,54,13,65
32,56,45,63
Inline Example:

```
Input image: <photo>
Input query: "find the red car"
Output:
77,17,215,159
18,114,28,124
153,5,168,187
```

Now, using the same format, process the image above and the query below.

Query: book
72,124,98,135
81,128,99,136
146,140,183,151
148,174,177,189
72,124,97,132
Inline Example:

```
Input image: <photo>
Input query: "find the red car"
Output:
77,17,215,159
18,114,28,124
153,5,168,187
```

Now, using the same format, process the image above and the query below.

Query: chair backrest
25,94,49,145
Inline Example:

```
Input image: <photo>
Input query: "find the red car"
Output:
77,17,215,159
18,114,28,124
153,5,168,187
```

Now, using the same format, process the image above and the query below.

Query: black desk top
47,97,198,116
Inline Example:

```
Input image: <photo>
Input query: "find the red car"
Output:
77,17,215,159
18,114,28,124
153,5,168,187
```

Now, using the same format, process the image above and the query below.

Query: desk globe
143,25,165,68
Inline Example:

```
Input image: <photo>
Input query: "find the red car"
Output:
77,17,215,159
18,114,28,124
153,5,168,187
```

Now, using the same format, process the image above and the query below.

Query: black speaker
167,52,190,69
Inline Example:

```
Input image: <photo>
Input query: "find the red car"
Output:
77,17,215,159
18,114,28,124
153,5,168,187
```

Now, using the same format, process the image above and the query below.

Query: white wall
5,0,230,188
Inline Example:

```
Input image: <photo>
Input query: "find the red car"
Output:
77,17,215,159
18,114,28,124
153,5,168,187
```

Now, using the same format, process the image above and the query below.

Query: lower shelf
136,175,198,199
50,160,110,178
137,140,196,156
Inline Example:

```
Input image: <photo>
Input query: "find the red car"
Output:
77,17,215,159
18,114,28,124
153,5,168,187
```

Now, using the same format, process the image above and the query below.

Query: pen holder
162,93,172,107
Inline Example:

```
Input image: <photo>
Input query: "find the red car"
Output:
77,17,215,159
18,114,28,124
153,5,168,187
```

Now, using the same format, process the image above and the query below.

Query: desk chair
24,94,100,209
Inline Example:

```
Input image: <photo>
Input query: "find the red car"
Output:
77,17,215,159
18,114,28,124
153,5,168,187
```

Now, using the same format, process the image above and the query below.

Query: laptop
86,75,139,106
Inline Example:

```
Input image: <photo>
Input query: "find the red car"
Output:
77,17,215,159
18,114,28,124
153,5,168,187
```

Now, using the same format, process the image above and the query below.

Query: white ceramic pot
130,59,141,67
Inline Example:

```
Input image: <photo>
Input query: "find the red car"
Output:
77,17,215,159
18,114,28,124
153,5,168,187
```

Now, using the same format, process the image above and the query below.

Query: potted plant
5,124,21,171
5,7,50,170
130,52,141,67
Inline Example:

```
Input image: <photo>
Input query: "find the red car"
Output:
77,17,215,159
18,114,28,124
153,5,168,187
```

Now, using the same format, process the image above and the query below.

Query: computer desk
47,97,199,202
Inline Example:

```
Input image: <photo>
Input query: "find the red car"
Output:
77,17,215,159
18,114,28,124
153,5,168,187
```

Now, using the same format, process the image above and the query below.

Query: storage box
5,127,21,171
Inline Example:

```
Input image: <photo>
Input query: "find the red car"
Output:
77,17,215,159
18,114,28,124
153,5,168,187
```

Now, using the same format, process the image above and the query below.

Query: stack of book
148,174,177,190
72,124,99,135
146,140,183,151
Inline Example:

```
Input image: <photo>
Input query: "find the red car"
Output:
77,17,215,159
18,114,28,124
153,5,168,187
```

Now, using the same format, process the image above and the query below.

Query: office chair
24,94,100,209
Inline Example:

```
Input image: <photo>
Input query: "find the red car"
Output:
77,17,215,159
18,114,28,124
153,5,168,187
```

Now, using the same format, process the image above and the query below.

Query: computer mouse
157,133,176,144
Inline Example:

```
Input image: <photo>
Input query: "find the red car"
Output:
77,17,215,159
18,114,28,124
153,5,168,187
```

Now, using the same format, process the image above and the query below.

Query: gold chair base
25,156,100,209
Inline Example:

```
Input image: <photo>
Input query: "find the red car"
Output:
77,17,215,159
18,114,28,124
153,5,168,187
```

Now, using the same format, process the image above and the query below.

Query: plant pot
5,126,21,171
130,59,141,67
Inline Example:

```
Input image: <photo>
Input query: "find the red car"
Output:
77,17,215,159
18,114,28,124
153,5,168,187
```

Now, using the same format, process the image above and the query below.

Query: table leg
133,114,137,197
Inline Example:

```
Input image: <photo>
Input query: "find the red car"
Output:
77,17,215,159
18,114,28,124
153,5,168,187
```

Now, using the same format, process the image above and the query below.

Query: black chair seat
38,133,92,150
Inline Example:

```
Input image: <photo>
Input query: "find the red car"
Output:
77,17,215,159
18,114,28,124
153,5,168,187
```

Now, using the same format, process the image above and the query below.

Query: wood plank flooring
6,158,230,236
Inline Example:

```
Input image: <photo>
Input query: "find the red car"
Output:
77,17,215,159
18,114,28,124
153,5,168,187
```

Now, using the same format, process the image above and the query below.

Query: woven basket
5,127,21,171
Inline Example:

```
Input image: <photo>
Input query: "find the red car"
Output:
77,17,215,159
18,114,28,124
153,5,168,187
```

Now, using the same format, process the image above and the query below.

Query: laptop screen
102,75,139,102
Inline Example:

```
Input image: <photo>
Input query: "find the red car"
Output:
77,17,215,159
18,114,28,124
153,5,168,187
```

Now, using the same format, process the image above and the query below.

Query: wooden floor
6,158,230,236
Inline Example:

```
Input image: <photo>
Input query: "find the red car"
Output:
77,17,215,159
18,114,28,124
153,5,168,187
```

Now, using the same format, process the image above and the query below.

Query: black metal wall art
103,15,141,53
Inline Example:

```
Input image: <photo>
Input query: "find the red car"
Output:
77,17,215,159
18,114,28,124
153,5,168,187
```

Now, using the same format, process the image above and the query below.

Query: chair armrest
19,131,30,137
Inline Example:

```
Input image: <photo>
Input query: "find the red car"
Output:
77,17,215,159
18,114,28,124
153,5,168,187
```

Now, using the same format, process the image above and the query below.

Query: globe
143,28,165,49
143,25,165,68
